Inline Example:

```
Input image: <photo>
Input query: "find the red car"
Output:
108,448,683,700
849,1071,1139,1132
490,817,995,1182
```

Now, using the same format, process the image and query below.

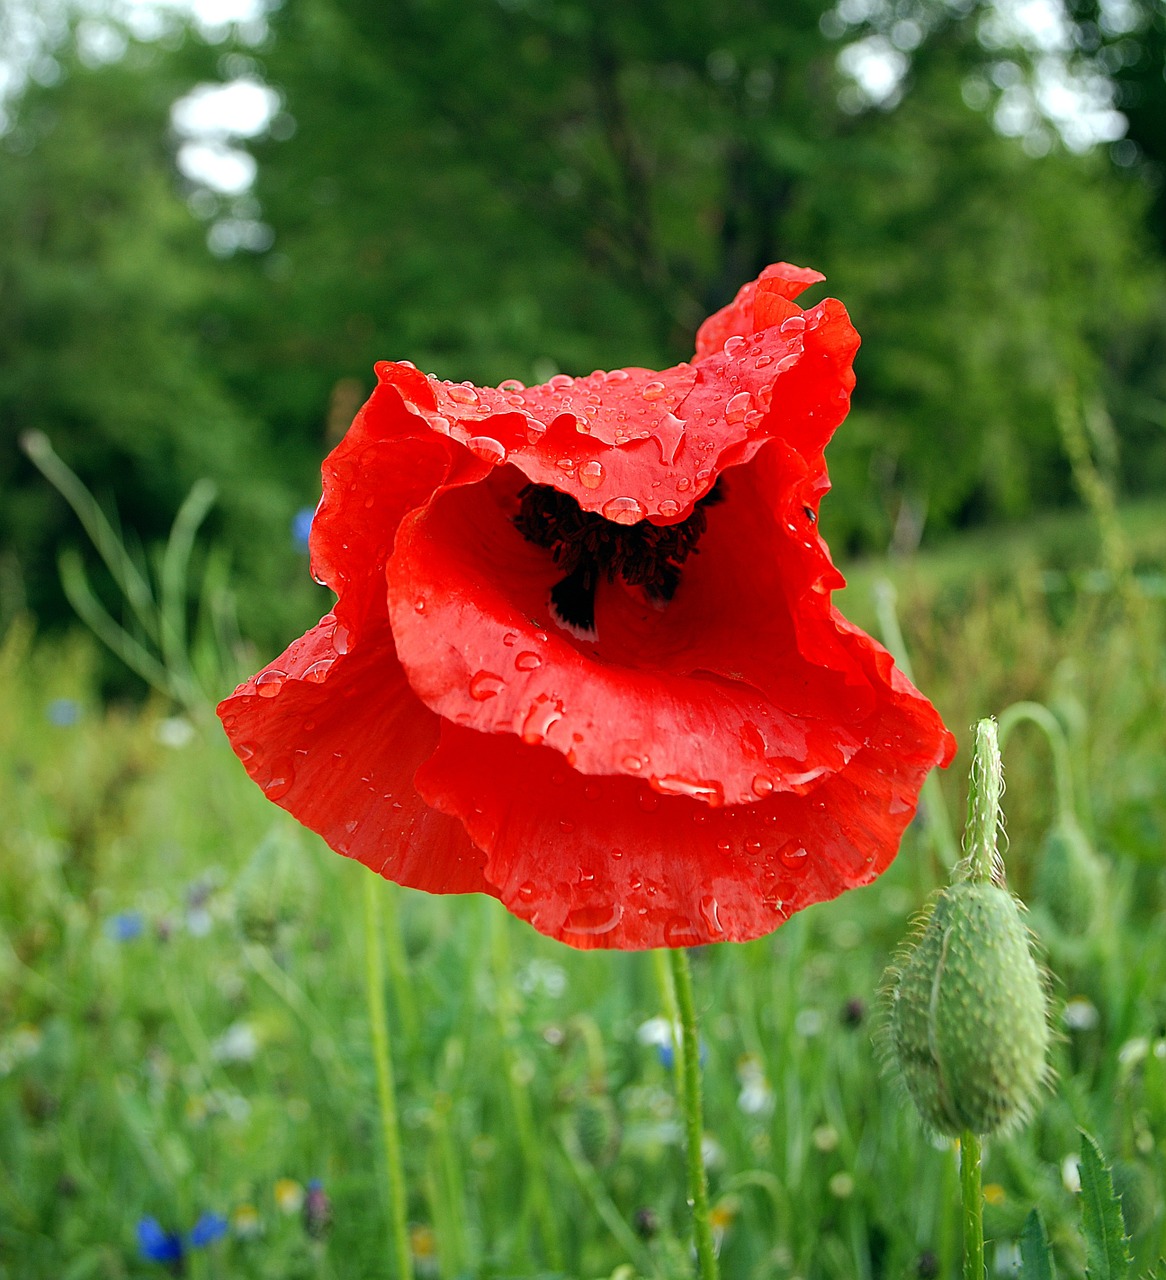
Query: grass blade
1079,1130,1132,1280
1020,1208,1057,1280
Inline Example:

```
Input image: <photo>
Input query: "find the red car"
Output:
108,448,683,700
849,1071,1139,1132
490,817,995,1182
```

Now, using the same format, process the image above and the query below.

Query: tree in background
2,0,1163,649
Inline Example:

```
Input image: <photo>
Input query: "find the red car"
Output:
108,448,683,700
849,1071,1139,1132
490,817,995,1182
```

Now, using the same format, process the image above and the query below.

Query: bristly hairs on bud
880,718,1054,1139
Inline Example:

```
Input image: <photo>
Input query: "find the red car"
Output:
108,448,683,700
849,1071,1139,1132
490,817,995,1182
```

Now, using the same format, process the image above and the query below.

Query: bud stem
963,719,1003,885
960,1129,985,1280
668,948,720,1280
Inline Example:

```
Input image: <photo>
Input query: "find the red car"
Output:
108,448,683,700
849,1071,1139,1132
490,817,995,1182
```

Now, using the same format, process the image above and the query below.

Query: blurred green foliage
2,0,1166,650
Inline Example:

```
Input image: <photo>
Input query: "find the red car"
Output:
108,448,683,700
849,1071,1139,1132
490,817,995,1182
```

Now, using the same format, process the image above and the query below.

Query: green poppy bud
884,719,1051,1137
1034,816,1105,937
574,1090,621,1167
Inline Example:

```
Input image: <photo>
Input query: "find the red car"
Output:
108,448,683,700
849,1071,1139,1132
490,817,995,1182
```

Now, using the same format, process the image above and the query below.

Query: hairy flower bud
887,882,1050,1136
884,719,1051,1137
1034,816,1105,937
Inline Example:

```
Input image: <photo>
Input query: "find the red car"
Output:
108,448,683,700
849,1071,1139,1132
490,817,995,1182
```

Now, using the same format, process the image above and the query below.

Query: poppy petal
416,691,951,949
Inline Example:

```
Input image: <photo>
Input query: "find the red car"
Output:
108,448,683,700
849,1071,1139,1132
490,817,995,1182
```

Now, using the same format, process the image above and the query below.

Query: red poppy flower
218,263,955,950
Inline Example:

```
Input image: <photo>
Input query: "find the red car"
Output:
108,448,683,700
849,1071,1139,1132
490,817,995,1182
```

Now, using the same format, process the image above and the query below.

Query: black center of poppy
513,480,723,635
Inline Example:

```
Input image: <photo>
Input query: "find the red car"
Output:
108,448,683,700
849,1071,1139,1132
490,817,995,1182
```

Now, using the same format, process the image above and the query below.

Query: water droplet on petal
236,740,257,761
517,881,536,901
755,353,774,368
641,380,666,400
447,383,479,405
698,896,723,934
663,916,703,946
498,378,525,392
775,353,799,374
723,334,747,357
751,774,775,798
556,457,576,473
521,696,562,744
515,651,542,671
579,460,605,489
602,496,644,525
657,499,681,518
780,842,809,868
606,368,630,383
650,775,725,807
780,315,806,333
467,435,507,465
676,476,692,492
332,623,350,655
302,659,333,683
563,902,624,937
622,755,644,772
256,670,287,697
470,671,506,700
725,391,753,424
262,756,296,800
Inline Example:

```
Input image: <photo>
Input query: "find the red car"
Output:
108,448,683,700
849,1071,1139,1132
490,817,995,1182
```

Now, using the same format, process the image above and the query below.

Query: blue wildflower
303,1179,332,1239
190,1211,228,1247
291,506,316,551
137,1217,183,1265
46,698,80,727
105,911,145,943
636,1016,708,1072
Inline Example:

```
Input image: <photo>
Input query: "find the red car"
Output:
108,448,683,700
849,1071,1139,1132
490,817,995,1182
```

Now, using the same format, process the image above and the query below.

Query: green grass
1,503,1164,1280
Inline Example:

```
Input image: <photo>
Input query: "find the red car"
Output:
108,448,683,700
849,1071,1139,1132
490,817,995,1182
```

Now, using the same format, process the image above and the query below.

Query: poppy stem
960,1129,985,1280
668,947,719,1280
362,874,414,1280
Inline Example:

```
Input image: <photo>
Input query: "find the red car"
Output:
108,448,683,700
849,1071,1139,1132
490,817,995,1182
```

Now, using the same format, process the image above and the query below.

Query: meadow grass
1,502,1164,1280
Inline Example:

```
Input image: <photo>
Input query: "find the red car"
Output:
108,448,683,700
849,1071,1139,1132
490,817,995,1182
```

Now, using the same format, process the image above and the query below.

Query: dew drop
502,631,518,646
236,740,257,762
755,353,774,368
676,476,692,492
663,916,703,946
515,650,542,671
725,390,753,424
641,380,667,401
780,842,809,867
556,457,576,473
723,334,747,357
447,383,479,405
498,378,525,392
521,696,562,743
650,775,725,807
780,315,806,333
751,774,775,798
549,373,573,390
563,902,624,937
302,659,333,684
262,756,296,800
469,671,506,700
517,881,536,901
605,368,630,382
332,623,351,655
657,498,681,518
414,597,427,613
467,435,507,465
698,895,723,934
602,496,644,525
775,353,800,374
579,460,605,489
622,755,644,772
256,670,287,697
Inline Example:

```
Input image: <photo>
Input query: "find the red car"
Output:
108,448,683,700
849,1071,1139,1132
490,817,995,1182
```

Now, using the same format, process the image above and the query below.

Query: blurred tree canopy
2,0,1165,648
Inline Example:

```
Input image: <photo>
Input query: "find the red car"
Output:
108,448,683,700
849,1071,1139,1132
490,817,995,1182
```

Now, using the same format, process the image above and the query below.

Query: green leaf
1020,1208,1057,1280
1079,1130,1133,1280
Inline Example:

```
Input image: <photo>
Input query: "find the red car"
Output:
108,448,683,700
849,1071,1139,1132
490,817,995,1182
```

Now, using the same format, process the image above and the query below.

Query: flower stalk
668,947,719,1280
362,874,414,1280
960,1130,985,1280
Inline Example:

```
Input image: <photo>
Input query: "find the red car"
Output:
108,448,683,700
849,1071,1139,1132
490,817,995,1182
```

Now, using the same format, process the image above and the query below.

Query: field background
2,0,1166,1276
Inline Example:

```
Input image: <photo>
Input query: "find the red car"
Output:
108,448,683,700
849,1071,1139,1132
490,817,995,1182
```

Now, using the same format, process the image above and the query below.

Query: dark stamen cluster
514,480,723,634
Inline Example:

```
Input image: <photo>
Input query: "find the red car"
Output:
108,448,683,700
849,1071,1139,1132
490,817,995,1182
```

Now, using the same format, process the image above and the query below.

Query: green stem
668,948,719,1280
363,875,414,1280
873,580,959,868
996,700,1078,824
960,1130,985,1280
